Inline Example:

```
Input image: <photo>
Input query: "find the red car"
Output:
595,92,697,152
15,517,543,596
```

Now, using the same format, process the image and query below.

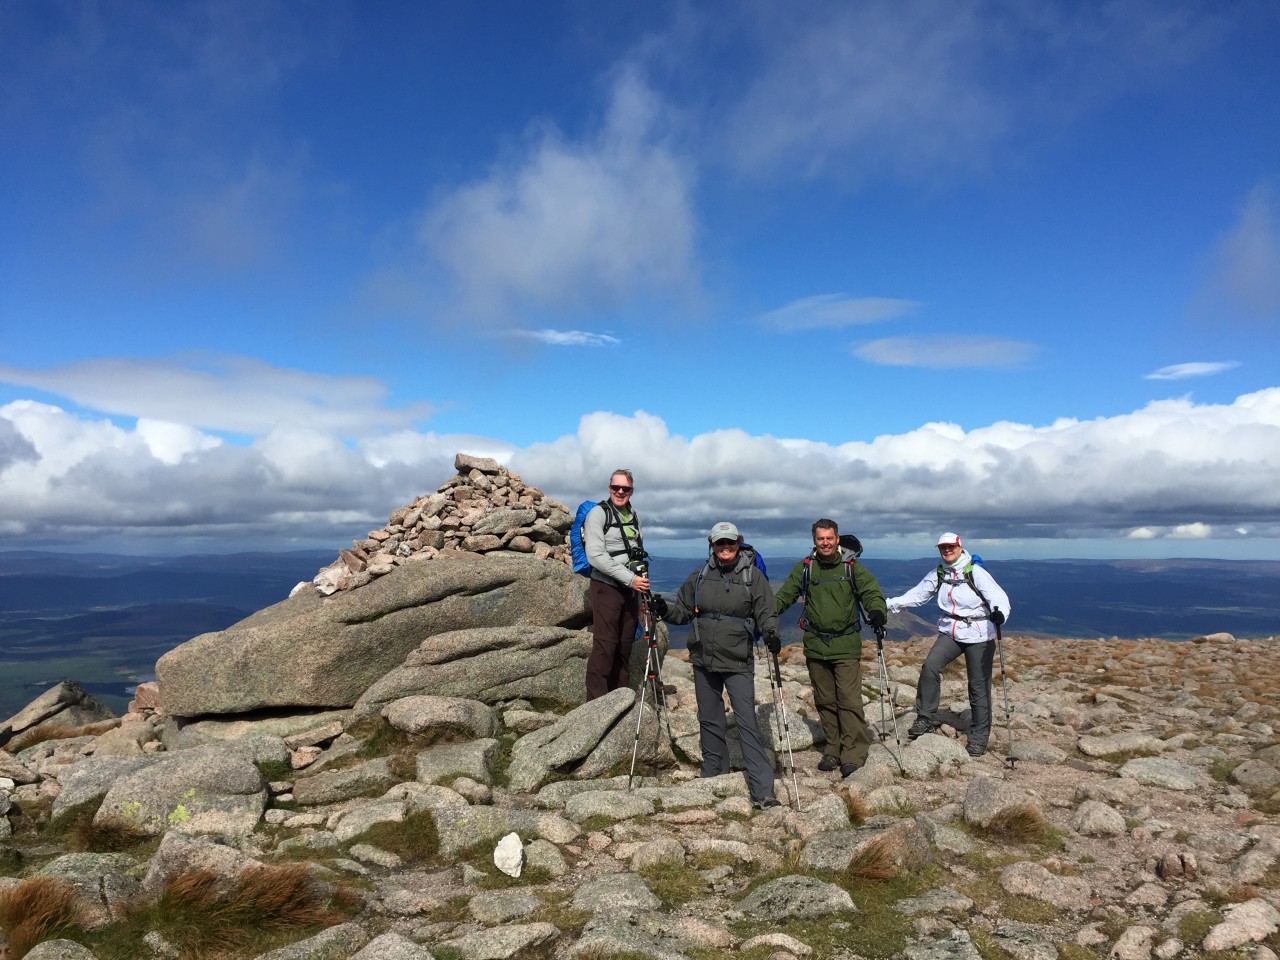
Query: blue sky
2,0,1279,560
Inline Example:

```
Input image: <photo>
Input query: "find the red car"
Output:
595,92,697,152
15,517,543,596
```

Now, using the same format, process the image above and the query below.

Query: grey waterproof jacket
662,548,780,674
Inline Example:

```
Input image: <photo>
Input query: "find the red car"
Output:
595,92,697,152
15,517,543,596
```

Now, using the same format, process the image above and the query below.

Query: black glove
650,595,669,620
990,609,1005,626
765,633,781,655
866,610,886,629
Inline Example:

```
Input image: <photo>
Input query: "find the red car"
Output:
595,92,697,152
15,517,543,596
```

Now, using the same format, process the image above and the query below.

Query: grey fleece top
584,502,642,587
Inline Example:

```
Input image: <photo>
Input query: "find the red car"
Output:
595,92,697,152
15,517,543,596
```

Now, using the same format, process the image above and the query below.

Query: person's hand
631,574,650,593
990,609,1006,626
765,634,781,655
866,610,886,629
887,601,901,614
650,595,669,620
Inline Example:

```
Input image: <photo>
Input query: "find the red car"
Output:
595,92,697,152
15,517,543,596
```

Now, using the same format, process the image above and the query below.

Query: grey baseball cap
708,521,741,543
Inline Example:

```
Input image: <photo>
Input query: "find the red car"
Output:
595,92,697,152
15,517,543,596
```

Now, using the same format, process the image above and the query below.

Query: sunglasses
610,484,633,493
712,539,738,547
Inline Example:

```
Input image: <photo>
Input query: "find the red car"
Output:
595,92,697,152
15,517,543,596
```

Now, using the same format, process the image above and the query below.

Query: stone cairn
311,453,575,595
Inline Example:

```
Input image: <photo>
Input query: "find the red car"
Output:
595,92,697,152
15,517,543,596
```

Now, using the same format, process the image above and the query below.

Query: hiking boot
907,718,939,740
752,796,781,810
840,762,860,777
966,741,988,757
817,755,840,772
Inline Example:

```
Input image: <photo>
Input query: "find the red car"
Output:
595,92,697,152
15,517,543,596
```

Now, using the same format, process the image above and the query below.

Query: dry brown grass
984,804,1050,844
847,834,904,880
0,875,87,958
843,790,870,826
160,864,343,938
7,719,120,753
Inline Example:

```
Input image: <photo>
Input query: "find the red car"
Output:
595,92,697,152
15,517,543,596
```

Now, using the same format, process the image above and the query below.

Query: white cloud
507,330,622,347
756,295,919,332
855,336,1037,368
1209,184,1280,321
716,1,1219,181
5,386,1280,552
0,355,432,438
512,389,1280,545
1145,361,1240,380
421,69,698,321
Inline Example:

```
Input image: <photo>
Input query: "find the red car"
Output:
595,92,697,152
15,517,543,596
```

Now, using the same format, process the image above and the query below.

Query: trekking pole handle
874,625,886,643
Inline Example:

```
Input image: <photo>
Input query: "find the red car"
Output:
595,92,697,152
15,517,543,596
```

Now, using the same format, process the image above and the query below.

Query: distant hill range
647,553,1280,650
0,550,1277,717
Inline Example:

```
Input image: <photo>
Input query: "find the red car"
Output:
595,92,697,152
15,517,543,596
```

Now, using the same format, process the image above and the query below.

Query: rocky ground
1,631,1277,960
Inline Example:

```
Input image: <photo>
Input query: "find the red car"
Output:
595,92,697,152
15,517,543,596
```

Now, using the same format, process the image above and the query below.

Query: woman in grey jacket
656,522,781,808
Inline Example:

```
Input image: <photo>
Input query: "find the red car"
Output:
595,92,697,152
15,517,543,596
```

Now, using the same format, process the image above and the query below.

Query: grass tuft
0,875,87,958
1177,908,1223,946
982,805,1054,846
847,834,904,880
44,799,153,854
343,808,439,865
638,861,709,906
81,863,360,960
0,846,24,877
843,790,870,825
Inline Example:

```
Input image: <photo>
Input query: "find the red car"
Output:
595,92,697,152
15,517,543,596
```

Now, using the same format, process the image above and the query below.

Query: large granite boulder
157,554,590,716
0,680,116,748
353,626,594,718
94,746,269,837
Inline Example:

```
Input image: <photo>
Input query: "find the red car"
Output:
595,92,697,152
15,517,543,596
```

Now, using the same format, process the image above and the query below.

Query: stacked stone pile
313,453,574,595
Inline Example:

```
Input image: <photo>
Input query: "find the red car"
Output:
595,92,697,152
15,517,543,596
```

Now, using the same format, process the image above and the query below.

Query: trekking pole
873,625,906,768
759,640,786,751
628,593,666,790
993,611,1017,773
770,650,801,811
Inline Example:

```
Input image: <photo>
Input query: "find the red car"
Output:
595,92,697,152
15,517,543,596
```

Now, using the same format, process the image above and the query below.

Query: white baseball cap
708,521,741,543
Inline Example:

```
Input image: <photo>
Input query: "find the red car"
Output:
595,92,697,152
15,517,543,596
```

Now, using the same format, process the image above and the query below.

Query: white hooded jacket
887,549,1011,644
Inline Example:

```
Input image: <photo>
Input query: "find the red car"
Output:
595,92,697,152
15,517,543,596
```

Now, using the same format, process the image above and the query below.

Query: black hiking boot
817,755,840,772
966,740,988,757
907,718,939,740
840,762,860,777
752,796,781,810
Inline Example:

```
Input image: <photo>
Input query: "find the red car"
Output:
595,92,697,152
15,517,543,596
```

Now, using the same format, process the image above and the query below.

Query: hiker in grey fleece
583,468,650,700
654,521,781,808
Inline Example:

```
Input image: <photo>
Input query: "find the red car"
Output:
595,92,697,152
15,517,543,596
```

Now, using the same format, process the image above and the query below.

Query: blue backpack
569,500,643,576
569,500,597,575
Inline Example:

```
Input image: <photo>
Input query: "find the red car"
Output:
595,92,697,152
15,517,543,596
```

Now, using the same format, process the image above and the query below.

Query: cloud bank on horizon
1,355,1278,557
2,1,1279,558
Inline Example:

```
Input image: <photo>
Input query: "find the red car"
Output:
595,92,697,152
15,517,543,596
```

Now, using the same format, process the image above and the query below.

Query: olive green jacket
774,549,887,661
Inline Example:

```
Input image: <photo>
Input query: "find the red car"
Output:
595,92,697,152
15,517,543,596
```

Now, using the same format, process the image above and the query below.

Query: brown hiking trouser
586,578,638,700
806,657,869,766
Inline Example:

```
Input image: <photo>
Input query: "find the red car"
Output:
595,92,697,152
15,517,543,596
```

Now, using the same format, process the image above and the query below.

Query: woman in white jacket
886,532,1011,756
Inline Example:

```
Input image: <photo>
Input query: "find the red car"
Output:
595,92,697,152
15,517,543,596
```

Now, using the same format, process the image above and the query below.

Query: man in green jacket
774,519,888,776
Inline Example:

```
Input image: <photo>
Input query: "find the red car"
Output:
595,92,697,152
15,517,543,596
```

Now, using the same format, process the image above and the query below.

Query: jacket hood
809,546,856,566
714,545,757,573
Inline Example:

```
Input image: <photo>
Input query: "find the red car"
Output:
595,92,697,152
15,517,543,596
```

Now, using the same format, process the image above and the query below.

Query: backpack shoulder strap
963,562,992,612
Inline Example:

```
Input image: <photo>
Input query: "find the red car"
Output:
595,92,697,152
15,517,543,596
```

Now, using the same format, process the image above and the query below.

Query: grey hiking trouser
692,665,776,803
915,634,995,745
